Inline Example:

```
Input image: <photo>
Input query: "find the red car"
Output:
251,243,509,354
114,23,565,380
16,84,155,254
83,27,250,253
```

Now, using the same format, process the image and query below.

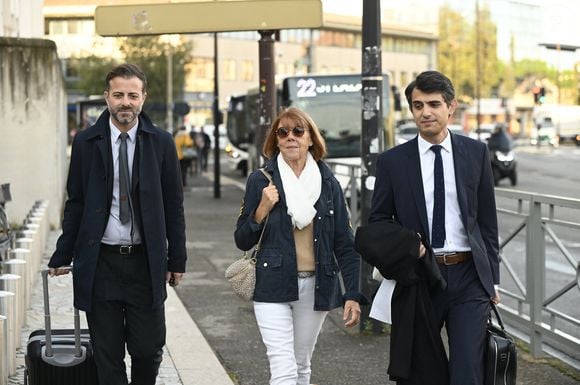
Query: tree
120,36,193,104
438,6,472,102
438,4,499,100
474,5,500,97
71,55,118,96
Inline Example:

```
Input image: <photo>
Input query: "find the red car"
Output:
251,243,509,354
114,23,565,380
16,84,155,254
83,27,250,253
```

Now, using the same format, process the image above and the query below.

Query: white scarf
277,152,321,230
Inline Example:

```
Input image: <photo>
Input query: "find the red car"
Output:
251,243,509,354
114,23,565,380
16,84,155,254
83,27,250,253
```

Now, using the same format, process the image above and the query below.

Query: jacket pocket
256,250,282,271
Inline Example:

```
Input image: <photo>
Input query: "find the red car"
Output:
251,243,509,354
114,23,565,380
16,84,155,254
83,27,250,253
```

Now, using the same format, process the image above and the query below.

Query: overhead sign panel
95,0,323,36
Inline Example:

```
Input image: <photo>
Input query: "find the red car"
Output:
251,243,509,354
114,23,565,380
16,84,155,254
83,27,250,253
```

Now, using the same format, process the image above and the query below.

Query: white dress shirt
417,132,470,254
101,119,142,245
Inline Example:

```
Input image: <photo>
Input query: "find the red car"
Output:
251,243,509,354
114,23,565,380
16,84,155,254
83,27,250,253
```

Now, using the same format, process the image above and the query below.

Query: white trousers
254,276,329,385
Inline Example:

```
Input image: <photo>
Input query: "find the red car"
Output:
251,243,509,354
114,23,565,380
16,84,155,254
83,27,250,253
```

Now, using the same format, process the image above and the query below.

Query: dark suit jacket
369,133,499,298
355,220,449,383
49,110,187,312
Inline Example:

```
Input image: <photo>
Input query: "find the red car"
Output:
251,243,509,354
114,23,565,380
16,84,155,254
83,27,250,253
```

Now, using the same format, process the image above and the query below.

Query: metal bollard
27,215,48,252
0,259,28,310
0,291,16,376
0,315,7,385
0,275,23,348
20,230,41,268
7,249,32,307
24,222,44,257
14,237,37,275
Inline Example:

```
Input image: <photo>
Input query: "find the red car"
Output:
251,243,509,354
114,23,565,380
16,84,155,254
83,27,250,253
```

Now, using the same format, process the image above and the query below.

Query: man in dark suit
370,71,500,385
48,63,187,385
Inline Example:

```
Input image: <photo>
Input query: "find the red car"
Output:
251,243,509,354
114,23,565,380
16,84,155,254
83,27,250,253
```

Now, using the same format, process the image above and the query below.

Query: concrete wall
0,37,68,228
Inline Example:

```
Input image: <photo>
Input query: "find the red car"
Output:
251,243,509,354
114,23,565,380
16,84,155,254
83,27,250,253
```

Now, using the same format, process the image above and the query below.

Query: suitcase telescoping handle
41,269,87,366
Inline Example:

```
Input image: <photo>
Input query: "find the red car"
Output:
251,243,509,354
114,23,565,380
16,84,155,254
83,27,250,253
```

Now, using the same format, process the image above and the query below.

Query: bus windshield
283,75,389,158
225,74,391,159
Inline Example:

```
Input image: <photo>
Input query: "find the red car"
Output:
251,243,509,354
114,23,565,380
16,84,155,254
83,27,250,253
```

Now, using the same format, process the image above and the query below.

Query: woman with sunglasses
234,107,368,385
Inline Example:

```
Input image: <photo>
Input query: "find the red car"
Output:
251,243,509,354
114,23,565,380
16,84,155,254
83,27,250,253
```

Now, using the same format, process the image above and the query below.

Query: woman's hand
343,300,361,328
254,184,279,223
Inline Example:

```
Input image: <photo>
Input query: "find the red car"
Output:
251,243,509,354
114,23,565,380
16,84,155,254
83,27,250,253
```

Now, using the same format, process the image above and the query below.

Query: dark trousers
179,158,190,186
431,258,490,385
86,246,166,385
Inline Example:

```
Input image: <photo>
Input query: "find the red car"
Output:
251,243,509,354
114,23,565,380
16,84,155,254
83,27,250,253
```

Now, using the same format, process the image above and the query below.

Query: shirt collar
418,129,452,155
109,118,139,143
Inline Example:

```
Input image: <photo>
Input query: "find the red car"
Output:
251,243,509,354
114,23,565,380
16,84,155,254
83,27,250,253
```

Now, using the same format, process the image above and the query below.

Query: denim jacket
234,155,367,310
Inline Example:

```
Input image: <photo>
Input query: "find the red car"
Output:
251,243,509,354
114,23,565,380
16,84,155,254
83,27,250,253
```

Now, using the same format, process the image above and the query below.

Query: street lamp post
167,46,174,134
162,34,180,134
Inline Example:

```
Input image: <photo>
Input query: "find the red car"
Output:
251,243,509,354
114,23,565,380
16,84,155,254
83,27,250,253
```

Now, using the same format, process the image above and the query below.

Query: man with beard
48,63,187,385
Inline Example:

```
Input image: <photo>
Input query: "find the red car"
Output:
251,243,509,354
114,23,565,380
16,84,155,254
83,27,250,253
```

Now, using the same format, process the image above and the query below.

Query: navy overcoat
49,110,187,312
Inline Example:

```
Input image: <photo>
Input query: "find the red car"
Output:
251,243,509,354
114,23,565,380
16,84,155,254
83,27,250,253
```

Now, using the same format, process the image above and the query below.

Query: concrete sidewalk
10,231,233,385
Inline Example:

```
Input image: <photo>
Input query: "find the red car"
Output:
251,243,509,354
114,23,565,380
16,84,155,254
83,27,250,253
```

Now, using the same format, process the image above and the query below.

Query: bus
225,73,395,176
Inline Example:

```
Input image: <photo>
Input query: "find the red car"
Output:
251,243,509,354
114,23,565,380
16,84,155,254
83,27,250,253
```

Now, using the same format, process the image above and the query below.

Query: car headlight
495,151,514,162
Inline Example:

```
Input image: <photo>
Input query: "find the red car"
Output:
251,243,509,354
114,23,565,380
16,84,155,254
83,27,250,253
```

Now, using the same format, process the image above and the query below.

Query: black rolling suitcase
24,269,98,385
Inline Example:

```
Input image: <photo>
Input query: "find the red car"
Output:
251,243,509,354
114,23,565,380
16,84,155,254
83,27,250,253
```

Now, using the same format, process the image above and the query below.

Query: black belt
100,243,142,255
435,251,471,265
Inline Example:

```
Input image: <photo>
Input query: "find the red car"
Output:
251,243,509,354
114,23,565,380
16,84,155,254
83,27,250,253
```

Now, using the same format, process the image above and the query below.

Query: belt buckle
119,245,132,254
440,252,457,266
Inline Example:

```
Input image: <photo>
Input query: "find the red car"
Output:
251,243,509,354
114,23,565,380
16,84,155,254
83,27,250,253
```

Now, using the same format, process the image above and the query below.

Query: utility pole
360,0,383,333
255,30,277,170
475,0,481,140
166,44,174,134
213,33,221,198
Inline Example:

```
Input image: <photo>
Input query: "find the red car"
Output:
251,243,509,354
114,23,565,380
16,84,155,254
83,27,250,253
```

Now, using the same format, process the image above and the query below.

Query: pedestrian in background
175,125,194,186
48,63,187,385
234,107,367,385
200,129,211,172
369,70,500,385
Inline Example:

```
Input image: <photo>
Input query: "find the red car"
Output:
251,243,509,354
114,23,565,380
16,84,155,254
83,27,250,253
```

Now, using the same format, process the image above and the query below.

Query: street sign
95,0,322,36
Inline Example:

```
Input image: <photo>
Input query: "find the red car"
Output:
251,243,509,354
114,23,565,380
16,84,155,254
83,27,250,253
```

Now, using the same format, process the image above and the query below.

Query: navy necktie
431,145,445,248
118,132,131,225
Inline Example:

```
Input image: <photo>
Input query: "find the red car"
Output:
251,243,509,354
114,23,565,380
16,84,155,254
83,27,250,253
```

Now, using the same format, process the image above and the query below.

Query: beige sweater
293,222,315,272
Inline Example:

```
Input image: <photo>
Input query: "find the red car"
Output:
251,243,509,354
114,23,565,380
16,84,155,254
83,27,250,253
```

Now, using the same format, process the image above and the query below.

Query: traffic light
532,87,540,104
539,87,546,104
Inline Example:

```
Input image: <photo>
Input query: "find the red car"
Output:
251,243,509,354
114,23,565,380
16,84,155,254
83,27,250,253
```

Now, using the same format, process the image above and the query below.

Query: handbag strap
254,168,273,252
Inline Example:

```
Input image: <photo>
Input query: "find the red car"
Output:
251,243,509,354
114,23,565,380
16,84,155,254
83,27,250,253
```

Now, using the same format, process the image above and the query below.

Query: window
190,58,214,79
241,60,254,81
223,59,236,81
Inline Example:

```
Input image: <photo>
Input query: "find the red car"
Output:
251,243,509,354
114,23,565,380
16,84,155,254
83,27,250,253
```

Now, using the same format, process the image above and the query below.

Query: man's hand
166,272,184,287
491,289,501,305
343,300,361,328
49,266,72,277
418,242,426,258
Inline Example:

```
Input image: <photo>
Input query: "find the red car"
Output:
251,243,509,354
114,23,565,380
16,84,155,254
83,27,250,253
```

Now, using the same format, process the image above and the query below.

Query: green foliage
75,55,118,96
71,36,193,104
120,36,193,103
438,4,500,100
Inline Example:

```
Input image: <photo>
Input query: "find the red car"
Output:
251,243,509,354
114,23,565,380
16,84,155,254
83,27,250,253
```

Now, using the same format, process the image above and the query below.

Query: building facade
43,0,438,127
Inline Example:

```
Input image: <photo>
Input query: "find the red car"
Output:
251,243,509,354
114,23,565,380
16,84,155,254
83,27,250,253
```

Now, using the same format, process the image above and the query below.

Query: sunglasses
276,126,308,138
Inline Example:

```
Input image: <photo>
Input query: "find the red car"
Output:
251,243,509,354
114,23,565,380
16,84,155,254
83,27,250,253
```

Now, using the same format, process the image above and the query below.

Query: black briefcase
484,303,517,385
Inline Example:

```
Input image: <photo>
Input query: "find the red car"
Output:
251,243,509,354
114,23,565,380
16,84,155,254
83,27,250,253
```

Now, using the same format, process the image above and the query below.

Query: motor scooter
487,125,517,186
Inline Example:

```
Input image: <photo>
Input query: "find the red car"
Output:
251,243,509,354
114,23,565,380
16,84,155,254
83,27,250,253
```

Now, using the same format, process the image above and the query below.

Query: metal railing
326,159,580,360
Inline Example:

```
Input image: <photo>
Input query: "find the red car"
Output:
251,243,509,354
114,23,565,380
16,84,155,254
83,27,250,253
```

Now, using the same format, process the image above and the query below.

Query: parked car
469,123,495,142
530,122,559,147
395,122,419,145
224,142,249,177
448,124,466,136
